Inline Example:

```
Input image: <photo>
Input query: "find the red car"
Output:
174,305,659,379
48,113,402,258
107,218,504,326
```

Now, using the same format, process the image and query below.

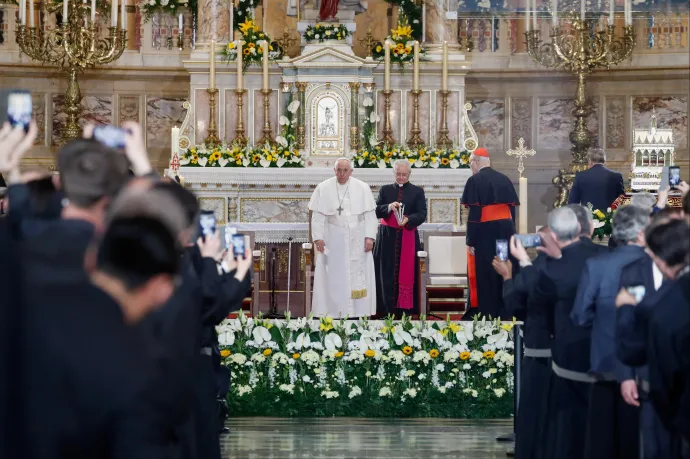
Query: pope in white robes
308,158,378,318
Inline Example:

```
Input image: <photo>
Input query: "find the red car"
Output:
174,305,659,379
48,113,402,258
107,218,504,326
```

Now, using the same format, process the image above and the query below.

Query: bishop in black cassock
374,161,427,317
461,148,519,320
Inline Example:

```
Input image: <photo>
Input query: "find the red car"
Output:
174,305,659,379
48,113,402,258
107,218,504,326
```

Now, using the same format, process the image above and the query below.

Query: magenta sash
381,213,415,310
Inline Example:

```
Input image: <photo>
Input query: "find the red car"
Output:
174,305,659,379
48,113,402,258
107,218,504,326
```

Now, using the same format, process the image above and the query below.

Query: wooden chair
418,231,468,317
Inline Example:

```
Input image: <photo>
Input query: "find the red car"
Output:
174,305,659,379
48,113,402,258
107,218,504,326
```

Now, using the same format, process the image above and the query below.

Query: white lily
198,157,208,167
369,135,380,146
252,326,271,344
295,332,311,350
279,116,290,126
358,158,364,166
392,327,414,346
592,220,605,229
288,100,301,114
363,97,374,107
377,159,387,169
242,157,250,167
275,135,288,147
369,112,381,123
277,157,287,168
179,156,190,165
450,159,460,169
259,158,271,168
218,158,229,167
324,333,343,351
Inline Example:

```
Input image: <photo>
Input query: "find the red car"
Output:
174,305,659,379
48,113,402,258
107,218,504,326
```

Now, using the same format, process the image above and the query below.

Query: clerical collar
397,182,407,188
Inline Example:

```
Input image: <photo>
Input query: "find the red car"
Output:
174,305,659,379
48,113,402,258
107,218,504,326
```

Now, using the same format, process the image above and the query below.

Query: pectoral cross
506,137,536,178
337,205,343,215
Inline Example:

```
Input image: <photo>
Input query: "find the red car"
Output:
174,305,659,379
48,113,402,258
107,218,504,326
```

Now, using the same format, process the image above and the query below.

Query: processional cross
506,137,536,178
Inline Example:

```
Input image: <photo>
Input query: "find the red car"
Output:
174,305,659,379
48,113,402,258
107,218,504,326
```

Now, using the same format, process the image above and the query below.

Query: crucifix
506,137,536,178
337,205,344,215
506,137,536,233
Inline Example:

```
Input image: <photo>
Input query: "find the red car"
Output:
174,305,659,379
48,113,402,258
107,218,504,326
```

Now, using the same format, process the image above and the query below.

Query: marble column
424,0,459,56
197,0,231,44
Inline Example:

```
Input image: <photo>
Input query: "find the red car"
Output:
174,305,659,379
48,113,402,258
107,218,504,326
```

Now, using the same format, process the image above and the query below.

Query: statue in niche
287,0,367,22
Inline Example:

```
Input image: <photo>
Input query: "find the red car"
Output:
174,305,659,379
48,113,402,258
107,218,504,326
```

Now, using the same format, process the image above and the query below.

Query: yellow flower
449,153,456,159
265,154,273,161
408,158,415,163
430,156,438,162
501,323,514,332
293,150,300,156
483,350,495,359
252,154,261,162
263,348,273,356
320,323,333,332
440,328,450,336
402,346,413,355
449,323,461,333
429,349,440,358
248,42,255,48
227,42,235,50
239,19,256,34
365,349,376,357
459,351,471,360
243,48,251,55
404,47,412,54
594,209,606,219
375,45,382,53
381,326,389,334
293,353,301,359
335,351,344,358
258,47,263,54
220,349,231,357
441,158,450,165
396,43,404,50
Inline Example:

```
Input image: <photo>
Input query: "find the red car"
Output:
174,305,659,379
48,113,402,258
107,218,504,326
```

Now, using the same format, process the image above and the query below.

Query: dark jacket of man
571,244,647,377
568,164,624,213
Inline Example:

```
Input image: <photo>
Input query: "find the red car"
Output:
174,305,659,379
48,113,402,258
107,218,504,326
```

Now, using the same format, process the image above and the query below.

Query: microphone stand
266,246,284,319
286,236,293,315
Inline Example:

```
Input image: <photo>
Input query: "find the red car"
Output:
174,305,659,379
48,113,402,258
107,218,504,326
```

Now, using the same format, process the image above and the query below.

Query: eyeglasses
395,172,410,177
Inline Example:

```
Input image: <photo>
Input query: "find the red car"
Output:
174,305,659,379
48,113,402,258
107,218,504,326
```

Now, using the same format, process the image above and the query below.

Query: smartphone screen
93,125,127,149
198,211,216,241
496,240,509,261
669,166,681,187
626,285,646,303
516,233,542,248
232,234,246,260
2,90,32,133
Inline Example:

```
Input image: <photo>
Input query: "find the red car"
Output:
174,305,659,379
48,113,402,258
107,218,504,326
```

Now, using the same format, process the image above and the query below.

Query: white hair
630,192,657,212
470,154,490,165
547,207,581,241
612,204,650,245
393,159,411,171
334,157,352,169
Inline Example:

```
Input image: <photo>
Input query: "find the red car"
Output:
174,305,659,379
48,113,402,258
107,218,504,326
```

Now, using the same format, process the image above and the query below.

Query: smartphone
198,210,216,241
496,239,509,262
224,226,237,249
0,89,32,132
93,125,127,149
232,234,246,260
626,285,646,303
669,166,681,187
516,233,542,248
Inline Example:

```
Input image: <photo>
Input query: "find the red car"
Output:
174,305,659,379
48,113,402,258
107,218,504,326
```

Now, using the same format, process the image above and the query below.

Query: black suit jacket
568,164,624,212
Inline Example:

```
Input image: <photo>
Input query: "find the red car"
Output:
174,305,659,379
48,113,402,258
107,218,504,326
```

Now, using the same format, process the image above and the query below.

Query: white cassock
309,176,378,318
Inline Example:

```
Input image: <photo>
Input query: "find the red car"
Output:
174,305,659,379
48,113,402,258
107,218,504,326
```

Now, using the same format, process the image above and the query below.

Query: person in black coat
511,206,606,459
374,160,427,317
568,148,624,213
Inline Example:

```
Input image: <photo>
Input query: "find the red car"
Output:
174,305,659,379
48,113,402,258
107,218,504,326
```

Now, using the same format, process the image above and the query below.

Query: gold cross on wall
276,27,297,58
358,27,378,57
506,137,536,178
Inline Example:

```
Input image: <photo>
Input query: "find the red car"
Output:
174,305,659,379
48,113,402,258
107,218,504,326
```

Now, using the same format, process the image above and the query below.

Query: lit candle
608,0,614,26
178,13,183,32
236,41,244,90
209,40,216,89
29,0,34,27
413,41,420,91
519,177,528,233
261,40,269,90
63,0,69,24
580,0,585,20
525,0,531,32
171,126,180,162
441,41,448,91
121,0,126,29
552,0,558,25
111,0,117,27
90,0,96,23
383,39,391,91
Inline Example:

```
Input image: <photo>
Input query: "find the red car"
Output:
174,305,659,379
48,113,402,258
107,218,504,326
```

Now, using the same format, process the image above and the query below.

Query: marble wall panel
429,198,459,226
424,0,457,43
538,98,599,150
52,95,112,146
194,88,211,144
119,95,141,124
146,96,186,149
468,98,505,152
632,96,688,149
605,96,626,149
198,197,227,224
510,97,532,149
405,91,431,145
225,89,249,144
197,0,230,42
240,198,310,223
253,90,279,143
377,90,402,143
32,93,46,146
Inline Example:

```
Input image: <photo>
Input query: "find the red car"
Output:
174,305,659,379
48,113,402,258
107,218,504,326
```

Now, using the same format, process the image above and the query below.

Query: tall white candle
178,13,183,32
111,0,117,27
608,0,614,25
441,41,448,91
82,0,86,27
90,0,96,23
422,3,426,43
262,0,267,32
121,0,126,29
519,177,528,233
236,41,243,90
19,0,25,25
229,3,234,40
625,0,631,25
580,0,585,20
171,126,180,162
29,0,34,27
532,0,537,30
552,0,558,26
525,0,531,32
383,39,391,91
209,40,216,89
413,41,420,91
261,40,269,90
63,0,69,24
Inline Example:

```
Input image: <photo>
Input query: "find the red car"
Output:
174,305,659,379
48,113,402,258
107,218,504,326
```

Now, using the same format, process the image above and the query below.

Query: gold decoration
506,137,536,179
205,88,221,146
358,27,378,57
525,16,635,207
16,2,127,143
381,89,395,145
276,27,297,58
232,89,248,146
436,90,452,149
349,82,361,150
295,82,309,149
408,89,424,148
351,288,367,299
258,89,275,146
363,82,376,93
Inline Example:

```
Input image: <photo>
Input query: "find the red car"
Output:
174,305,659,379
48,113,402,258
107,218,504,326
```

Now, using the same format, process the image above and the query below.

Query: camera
93,125,128,150
0,89,32,133
516,233,542,248
496,240,509,262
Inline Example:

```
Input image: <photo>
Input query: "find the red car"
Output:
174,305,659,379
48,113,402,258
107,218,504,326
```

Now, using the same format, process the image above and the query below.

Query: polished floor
221,418,514,459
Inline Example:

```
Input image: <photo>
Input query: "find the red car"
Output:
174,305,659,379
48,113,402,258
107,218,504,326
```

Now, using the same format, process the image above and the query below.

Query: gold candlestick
258,89,275,146
408,89,424,149
232,89,248,146
349,81,361,150
205,88,221,146
381,89,395,145
295,82,309,149
436,90,452,149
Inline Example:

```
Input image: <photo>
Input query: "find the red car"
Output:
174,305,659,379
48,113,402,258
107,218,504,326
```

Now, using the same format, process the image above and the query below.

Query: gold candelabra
258,89,275,146
349,81,361,150
436,90,452,149
381,89,395,145
408,89,424,149
205,88,221,146
16,2,127,143
525,15,634,207
295,82,308,149
232,89,248,146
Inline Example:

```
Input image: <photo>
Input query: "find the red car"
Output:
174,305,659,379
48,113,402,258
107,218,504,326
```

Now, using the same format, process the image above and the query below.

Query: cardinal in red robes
461,148,519,320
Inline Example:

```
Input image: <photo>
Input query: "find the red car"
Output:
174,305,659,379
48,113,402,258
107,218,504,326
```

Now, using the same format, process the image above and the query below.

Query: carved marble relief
119,95,140,124
605,97,625,149
52,95,113,147
32,93,46,146
510,98,532,149
468,98,505,152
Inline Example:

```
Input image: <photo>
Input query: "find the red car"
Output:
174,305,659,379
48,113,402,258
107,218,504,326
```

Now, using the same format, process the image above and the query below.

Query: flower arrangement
221,19,282,71
179,143,304,168
304,24,350,43
217,313,515,418
275,98,301,151
233,0,260,32
353,144,471,169
372,25,424,67
139,0,195,22
589,204,615,240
